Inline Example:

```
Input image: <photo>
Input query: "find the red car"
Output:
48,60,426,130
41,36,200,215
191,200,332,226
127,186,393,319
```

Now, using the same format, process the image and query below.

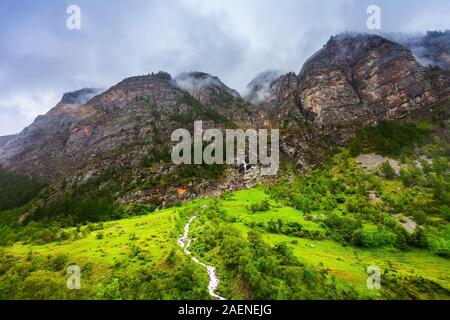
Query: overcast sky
0,0,449,136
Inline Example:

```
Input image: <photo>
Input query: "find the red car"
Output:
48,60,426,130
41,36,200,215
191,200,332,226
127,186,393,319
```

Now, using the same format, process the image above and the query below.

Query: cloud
0,90,60,135
0,0,449,135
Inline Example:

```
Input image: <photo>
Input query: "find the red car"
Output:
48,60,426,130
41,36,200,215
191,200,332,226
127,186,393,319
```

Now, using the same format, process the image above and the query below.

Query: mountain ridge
0,32,449,207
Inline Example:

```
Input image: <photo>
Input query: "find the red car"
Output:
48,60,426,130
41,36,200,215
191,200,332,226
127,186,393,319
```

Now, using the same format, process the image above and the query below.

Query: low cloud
0,0,449,135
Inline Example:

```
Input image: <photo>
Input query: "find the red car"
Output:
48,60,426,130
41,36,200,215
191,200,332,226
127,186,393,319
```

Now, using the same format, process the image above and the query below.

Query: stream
178,216,226,300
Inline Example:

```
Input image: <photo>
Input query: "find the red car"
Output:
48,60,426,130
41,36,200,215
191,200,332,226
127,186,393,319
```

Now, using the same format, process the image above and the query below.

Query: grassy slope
1,114,449,299
0,200,210,299
2,185,447,299
214,188,450,299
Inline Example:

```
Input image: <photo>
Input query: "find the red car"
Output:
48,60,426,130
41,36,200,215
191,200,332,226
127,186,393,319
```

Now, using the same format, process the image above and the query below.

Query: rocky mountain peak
174,71,240,103
244,70,283,106
300,34,410,76
85,71,178,111
386,30,450,69
258,33,450,128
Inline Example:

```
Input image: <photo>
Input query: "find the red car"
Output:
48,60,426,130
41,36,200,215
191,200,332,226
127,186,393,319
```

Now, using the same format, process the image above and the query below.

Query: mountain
0,32,450,301
0,89,101,180
253,34,449,128
1,33,449,203
244,70,283,106
0,73,235,181
240,34,450,169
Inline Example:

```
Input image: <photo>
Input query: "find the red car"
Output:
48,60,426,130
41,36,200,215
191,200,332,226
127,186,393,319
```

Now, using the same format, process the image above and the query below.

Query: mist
1,0,449,135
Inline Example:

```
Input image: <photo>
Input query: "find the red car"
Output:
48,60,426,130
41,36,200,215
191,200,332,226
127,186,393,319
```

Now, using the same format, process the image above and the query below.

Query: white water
178,216,226,300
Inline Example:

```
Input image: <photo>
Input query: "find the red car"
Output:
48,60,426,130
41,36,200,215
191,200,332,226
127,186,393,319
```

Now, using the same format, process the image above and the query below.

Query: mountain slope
0,33,449,215
0,72,250,183
0,32,449,300
257,34,449,128
240,34,450,168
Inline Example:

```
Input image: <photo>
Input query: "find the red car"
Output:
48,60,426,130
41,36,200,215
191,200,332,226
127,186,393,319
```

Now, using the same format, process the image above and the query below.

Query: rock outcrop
257,34,449,128
1,33,449,207
0,72,260,182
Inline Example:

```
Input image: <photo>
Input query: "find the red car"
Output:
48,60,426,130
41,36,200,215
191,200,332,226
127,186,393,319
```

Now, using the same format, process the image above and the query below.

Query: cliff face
0,72,256,182
260,35,449,128
0,94,99,180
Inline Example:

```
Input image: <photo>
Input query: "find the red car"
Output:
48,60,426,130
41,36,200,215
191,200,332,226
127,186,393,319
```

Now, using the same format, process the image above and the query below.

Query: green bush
248,200,270,213
350,120,430,156
380,161,397,180
323,214,361,244
358,225,398,248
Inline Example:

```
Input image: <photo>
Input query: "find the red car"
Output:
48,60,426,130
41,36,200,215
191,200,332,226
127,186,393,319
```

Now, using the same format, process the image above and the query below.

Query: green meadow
1,183,449,299
0,120,449,299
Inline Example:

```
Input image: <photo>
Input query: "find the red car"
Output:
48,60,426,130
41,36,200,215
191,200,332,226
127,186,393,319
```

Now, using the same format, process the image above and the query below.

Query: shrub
409,227,429,249
248,200,270,213
358,225,397,248
323,214,362,244
350,120,430,156
380,161,397,180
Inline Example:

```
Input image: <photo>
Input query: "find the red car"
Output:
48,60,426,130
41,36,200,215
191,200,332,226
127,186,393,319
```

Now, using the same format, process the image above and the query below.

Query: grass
212,187,450,299
221,188,324,231
265,233,450,298
1,181,449,299
0,199,211,299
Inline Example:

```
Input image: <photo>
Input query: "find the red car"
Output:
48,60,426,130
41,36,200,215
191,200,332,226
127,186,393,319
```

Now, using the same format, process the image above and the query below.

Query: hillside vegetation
0,113,449,299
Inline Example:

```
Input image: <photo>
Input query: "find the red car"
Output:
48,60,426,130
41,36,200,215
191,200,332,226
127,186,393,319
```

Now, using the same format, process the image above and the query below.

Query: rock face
174,71,263,127
0,91,99,180
261,34,449,128
0,72,259,182
241,34,450,169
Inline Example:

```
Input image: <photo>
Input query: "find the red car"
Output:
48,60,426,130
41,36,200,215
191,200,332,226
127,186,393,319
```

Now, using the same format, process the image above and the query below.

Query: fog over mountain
1,0,450,135
385,31,450,69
